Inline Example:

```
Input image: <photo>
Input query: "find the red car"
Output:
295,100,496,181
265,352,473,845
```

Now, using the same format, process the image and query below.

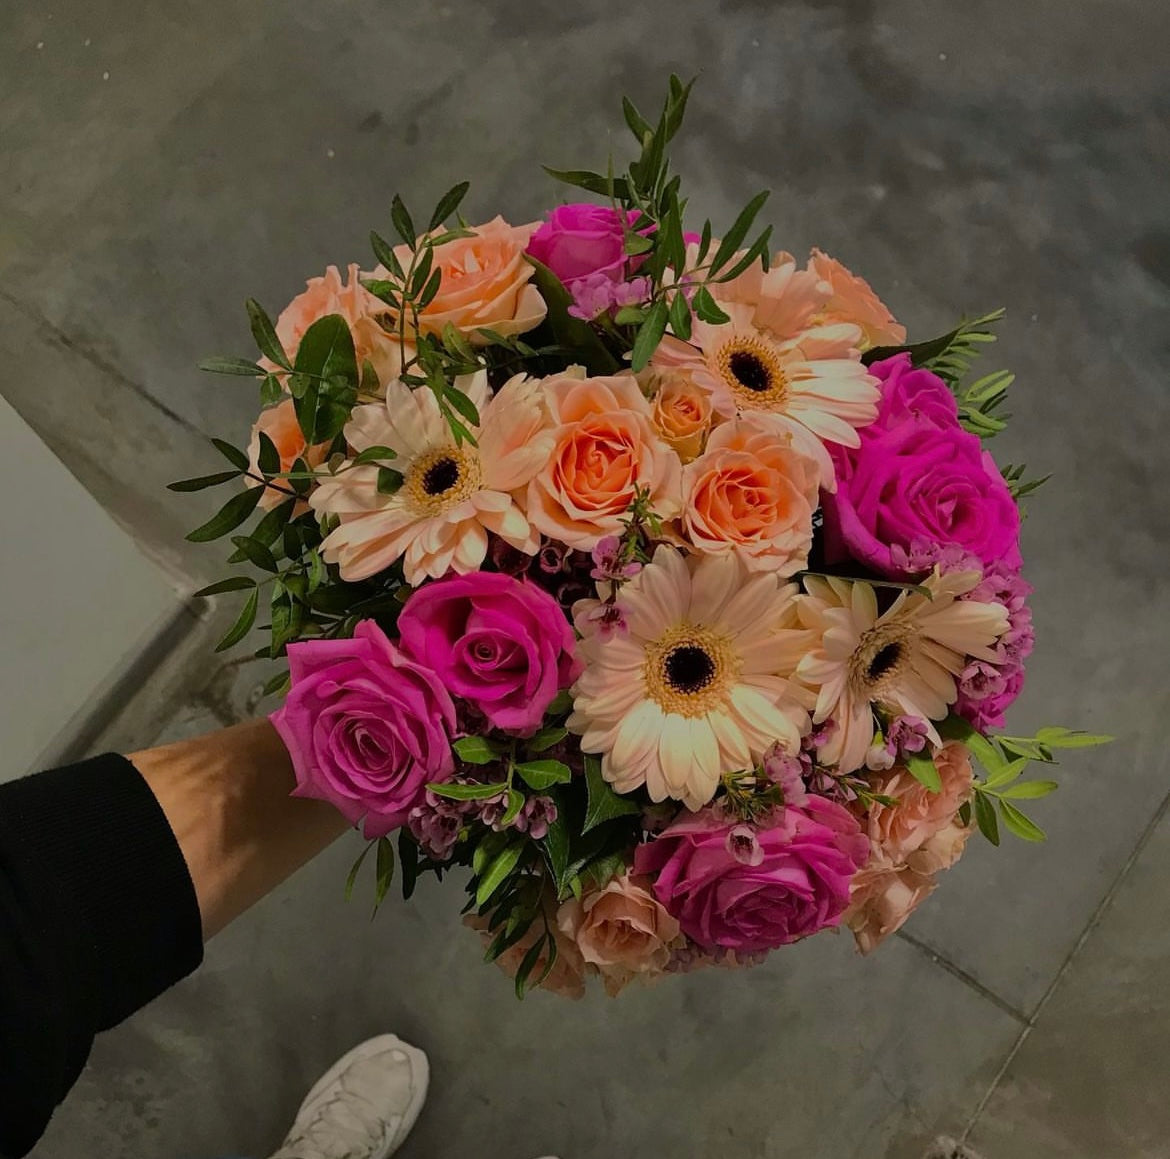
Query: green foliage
246,299,291,370
582,756,642,833
199,356,266,377
453,736,502,765
514,759,573,791
904,751,942,793
291,314,358,444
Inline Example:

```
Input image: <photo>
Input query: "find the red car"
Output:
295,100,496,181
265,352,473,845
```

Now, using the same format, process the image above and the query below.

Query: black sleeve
0,754,204,1158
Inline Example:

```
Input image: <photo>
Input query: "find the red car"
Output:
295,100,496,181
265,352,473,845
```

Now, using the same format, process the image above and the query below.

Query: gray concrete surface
3,0,1169,1156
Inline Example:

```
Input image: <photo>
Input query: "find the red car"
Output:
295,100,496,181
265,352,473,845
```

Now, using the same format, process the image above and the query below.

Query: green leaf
622,95,653,141
998,779,1059,799
211,438,250,471
372,835,396,913
528,726,567,753
476,842,525,908
998,800,1047,842
292,314,358,444
528,930,559,996
369,230,404,279
613,305,649,327
542,166,632,200
500,787,526,828
473,831,509,877
525,256,620,376
246,299,291,369
485,915,535,963
905,751,943,793
262,669,290,698
1033,727,1114,749
623,232,655,256
215,586,259,652
443,383,481,428
409,243,435,297
167,469,242,492
583,756,641,832
199,356,266,377
981,756,1030,790
663,73,696,141
540,810,571,885
252,498,295,548
256,431,280,476
350,445,398,466
547,689,574,716
630,298,669,372
514,931,548,1000
667,286,692,341
418,267,443,309
938,714,1008,776
186,485,263,543
427,781,505,802
428,181,471,231
973,790,1001,846
191,575,257,598
306,550,328,592
692,285,730,325
390,193,416,247
710,190,771,275
398,831,420,900
515,759,572,791
376,467,404,495
581,850,627,891
714,224,774,284
260,374,283,406
345,840,375,901
453,736,500,765
958,800,973,827
229,534,278,573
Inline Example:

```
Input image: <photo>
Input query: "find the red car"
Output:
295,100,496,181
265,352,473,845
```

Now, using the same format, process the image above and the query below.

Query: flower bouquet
175,78,1108,998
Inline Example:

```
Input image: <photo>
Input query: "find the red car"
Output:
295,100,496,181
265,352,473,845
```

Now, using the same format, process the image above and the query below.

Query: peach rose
863,742,974,865
558,874,681,997
808,248,907,351
645,368,715,462
526,372,682,550
465,909,586,1000
844,858,935,954
246,399,327,511
681,414,820,575
906,817,972,876
379,216,547,344
272,263,403,392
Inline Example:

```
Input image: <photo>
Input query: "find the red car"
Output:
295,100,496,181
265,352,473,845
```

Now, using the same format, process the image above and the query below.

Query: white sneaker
270,1034,429,1159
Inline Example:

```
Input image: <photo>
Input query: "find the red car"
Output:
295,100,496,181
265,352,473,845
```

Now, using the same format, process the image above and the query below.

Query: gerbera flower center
644,623,741,718
715,333,789,411
406,445,481,513
850,624,915,698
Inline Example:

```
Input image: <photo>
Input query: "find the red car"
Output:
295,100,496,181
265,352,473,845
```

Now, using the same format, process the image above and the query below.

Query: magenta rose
821,355,1021,578
397,571,583,735
271,620,457,838
526,203,646,286
633,798,869,953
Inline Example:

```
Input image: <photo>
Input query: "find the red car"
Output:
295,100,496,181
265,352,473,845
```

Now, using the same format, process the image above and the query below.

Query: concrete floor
3,1,1169,1155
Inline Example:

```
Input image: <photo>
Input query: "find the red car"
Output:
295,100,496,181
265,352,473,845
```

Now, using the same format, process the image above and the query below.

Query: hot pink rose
271,621,456,838
633,798,869,953
821,356,1021,578
526,203,646,287
397,571,582,735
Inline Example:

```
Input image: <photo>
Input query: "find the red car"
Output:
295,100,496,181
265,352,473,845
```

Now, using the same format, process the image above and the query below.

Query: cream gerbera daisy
311,371,554,584
794,571,1010,775
567,545,813,811
652,300,879,488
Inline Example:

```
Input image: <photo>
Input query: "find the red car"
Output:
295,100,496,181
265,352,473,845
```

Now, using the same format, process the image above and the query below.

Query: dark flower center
422,457,459,495
728,351,771,392
867,642,904,682
664,645,717,694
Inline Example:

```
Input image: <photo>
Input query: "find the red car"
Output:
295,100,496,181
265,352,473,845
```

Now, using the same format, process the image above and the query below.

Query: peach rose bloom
645,368,715,462
465,909,587,1000
246,399,327,511
379,216,547,344
681,414,820,576
526,372,682,550
808,248,907,351
272,263,403,392
863,742,974,865
906,817,972,876
558,874,681,997
844,858,936,954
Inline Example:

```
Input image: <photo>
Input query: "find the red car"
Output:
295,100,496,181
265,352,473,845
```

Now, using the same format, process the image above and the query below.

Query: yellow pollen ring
714,333,790,411
405,444,481,514
643,622,741,718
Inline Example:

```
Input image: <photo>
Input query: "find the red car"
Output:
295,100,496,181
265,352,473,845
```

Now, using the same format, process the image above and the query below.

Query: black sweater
0,755,204,1156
